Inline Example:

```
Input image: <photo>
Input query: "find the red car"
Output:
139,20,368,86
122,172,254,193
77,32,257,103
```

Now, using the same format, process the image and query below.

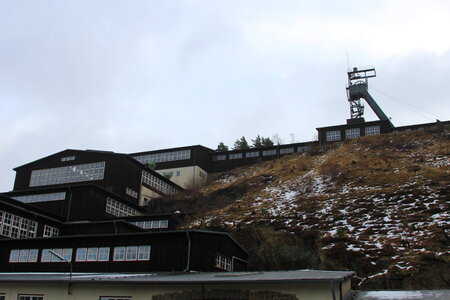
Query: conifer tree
216,142,229,152
233,136,250,150
261,137,274,147
252,135,263,148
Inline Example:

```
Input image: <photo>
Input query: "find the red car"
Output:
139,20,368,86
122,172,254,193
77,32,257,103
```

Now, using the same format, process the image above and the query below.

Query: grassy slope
160,128,450,289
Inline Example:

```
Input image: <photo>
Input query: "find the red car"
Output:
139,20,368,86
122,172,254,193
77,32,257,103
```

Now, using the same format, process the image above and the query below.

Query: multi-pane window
0,294,4,300
138,246,151,260
43,225,59,237
345,128,360,139
262,149,277,156
76,248,87,262
213,154,227,161
18,295,44,300
61,156,75,162
98,247,110,261
326,130,341,142
297,145,310,152
41,248,72,262
279,147,294,154
12,192,66,203
215,253,232,272
125,187,138,199
365,125,381,136
113,246,150,261
142,171,178,195
106,198,137,217
30,161,105,187
246,151,259,158
229,153,242,160
132,219,169,229
0,211,37,238
133,149,191,164
76,247,110,262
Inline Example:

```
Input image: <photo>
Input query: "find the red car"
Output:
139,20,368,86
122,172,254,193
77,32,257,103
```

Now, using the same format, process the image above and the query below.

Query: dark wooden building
12,149,183,206
0,230,248,273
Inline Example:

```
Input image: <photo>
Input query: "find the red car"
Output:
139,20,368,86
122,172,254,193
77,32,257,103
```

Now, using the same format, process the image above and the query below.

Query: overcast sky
1,0,450,191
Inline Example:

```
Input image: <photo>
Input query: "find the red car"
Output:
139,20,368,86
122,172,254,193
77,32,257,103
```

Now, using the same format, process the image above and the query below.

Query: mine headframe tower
346,67,394,128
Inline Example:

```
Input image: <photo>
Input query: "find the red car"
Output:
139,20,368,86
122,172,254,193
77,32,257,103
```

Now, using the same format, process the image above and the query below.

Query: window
99,297,131,300
87,248,98,261
61,155,75,162
19,249,29,262
142,171,178,195
18,295,44,300
365,125,380,136
246,151,259,158
76,248,87,262
133,149,191,164
138,246,151,261
41,248,72,262
175,170,181,176
215,253,232,272
125,187,138,199
9,249,19,262
106,197,137,217
41,249,51,262
43,225,59,237
326,130,341,142
133,219,169,229
113,247,126,261
213,154,227,161
126,246,138,261
279,147,294,154
262,149,277,156
98,247,110,261
12,192,66,203
0,211,37,238
229,153,242,160
0,294,4,300
345,128,360,139
113,246,150,262
29,249,39,262
297,145,309,152
29,161,105,187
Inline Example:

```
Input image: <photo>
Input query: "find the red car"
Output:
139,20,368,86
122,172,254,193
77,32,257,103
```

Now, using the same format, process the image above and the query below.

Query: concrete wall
0,279,352,300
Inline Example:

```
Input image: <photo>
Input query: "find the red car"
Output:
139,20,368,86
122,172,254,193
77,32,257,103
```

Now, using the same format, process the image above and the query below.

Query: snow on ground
352,290,450,300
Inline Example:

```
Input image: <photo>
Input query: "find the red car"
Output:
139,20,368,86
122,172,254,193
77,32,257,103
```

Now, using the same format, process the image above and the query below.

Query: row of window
12,192,66,203
9,245,151,263
213,146,309,161
142,171,178,195
106,197,137,217
133,149,191,164
132,219,169,229
29,161,105,187
125,187,138,199
325,125,381,142
215,253,232,271
61,155,75,162
0,211,37,238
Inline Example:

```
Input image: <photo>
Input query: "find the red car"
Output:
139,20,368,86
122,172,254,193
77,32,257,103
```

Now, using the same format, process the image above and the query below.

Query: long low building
0,269,355,300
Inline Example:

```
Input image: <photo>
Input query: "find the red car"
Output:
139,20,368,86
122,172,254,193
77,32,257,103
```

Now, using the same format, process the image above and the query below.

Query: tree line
216,135,278,151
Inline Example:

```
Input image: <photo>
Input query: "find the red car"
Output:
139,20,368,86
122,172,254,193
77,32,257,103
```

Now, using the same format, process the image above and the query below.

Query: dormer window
61,156,75,162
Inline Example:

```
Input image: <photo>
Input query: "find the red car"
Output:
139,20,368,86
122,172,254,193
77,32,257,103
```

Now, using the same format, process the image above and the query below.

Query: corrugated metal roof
0,270,354,284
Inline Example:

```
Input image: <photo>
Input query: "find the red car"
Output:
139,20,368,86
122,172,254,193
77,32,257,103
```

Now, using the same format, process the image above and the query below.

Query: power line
370,86,440,121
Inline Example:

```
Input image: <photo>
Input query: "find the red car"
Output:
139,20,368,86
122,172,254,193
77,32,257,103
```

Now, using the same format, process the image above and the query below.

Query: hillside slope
160,128,450,289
